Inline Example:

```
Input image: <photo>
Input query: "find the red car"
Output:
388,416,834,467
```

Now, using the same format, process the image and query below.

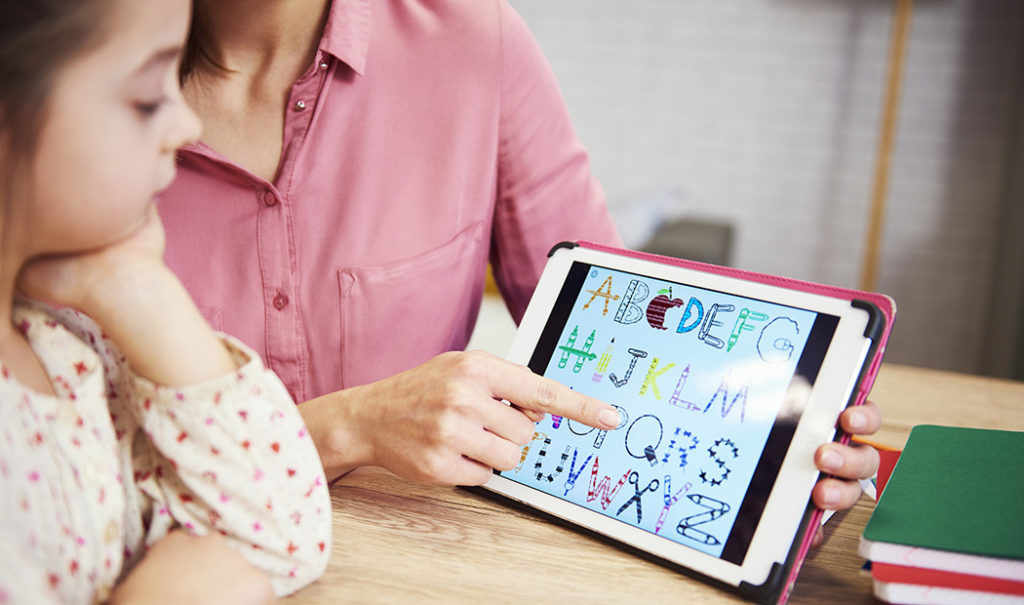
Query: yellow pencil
851,435,899,451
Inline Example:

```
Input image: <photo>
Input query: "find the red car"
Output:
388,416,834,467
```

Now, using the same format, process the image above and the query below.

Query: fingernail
598,408,621,429
824,486,841,506
821,449,843,471
848,410,866,431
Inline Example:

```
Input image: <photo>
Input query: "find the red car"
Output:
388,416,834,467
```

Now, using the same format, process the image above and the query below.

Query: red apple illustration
646,293,684,330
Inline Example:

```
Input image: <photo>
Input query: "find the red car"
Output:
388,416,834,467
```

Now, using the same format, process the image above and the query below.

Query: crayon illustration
668,364,702,411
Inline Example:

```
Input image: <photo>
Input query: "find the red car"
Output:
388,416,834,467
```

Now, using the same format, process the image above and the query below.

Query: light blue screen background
502,265,819,558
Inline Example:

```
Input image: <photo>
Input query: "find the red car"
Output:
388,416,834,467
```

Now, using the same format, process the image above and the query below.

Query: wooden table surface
284,364,1024,604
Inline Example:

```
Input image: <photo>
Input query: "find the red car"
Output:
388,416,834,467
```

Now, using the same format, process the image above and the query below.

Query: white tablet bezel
482,245,872,590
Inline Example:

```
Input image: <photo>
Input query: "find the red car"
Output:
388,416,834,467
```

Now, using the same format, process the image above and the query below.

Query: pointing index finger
496,360,620,430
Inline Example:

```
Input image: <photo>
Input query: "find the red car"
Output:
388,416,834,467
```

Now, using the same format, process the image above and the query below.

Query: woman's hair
180,7,209,80
0,0,110,266
180,4,229,82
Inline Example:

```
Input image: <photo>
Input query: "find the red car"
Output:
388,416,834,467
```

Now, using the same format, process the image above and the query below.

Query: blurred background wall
508,0,1024,379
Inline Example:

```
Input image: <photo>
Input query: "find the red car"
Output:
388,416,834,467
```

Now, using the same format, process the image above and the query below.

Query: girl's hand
17,204,168,316
109,530,274,605
18,205,236,386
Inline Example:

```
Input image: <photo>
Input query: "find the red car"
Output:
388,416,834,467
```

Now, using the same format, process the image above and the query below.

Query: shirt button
319,60,329,70
294,100,307,111
263,190,278,206
272,292,289,310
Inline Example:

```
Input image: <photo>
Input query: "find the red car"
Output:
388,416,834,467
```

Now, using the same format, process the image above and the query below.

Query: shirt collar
320,0,371,75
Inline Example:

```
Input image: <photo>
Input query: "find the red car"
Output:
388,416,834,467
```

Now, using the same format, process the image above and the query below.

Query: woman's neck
192,0,331,79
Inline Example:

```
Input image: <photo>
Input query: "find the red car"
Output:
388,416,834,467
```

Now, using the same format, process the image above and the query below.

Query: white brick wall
510,0,1024,374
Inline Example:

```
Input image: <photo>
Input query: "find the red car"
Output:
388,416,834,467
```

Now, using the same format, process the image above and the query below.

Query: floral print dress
0,302,331,604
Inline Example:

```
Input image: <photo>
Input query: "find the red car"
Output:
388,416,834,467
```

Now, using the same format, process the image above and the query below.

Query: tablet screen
497,262,839,564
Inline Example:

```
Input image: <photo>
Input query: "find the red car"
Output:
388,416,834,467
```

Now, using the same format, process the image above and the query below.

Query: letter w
587,456,631,510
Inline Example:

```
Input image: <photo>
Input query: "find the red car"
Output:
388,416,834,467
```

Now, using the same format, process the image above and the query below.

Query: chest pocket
336,221,487,389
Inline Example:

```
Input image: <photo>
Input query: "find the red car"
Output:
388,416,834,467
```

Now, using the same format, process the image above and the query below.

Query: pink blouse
159,0,621,403
0,302,330,604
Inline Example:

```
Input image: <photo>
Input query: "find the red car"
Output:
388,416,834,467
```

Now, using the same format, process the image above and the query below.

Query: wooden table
284,364,1024,604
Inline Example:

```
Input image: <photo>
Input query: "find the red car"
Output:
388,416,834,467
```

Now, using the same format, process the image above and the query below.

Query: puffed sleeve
490,0,623,322
118,336,331,596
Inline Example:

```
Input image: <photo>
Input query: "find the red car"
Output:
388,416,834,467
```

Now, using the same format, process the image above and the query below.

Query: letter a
582,276,619,316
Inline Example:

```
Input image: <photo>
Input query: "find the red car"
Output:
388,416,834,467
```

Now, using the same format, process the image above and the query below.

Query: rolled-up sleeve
491,0,622,322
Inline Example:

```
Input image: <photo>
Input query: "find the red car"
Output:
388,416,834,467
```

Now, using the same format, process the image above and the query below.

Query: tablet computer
481,241,895,604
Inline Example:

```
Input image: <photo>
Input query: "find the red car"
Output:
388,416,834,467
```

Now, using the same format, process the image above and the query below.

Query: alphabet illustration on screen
502,265,823,560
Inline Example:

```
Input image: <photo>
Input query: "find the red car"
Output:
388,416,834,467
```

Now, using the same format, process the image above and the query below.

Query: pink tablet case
571,241,897,604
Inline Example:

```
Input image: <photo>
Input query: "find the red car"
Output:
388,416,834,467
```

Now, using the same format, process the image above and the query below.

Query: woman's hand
110,531,274,605
809,400,883,546
302,350,621,485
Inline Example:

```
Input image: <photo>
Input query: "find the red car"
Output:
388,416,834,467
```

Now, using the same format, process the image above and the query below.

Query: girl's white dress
0,301,331,604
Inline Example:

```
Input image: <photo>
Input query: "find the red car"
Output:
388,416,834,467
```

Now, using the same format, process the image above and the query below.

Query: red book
873,448,901,496
872,562,1024,596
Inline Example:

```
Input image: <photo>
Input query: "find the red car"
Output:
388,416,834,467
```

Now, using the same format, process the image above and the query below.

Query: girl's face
25,0,200,256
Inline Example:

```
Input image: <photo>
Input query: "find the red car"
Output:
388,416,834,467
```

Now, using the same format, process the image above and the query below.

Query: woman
160,0,879,524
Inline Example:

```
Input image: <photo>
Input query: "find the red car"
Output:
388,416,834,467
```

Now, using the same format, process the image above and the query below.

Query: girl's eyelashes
133,95,169,118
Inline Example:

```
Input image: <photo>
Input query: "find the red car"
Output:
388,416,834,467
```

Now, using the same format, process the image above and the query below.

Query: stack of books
860,425,1024,604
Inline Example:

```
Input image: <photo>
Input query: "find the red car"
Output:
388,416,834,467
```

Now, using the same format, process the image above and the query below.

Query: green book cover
862,425,1024,560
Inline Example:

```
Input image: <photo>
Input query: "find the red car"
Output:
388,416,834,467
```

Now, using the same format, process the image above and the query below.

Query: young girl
0,0,330,602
